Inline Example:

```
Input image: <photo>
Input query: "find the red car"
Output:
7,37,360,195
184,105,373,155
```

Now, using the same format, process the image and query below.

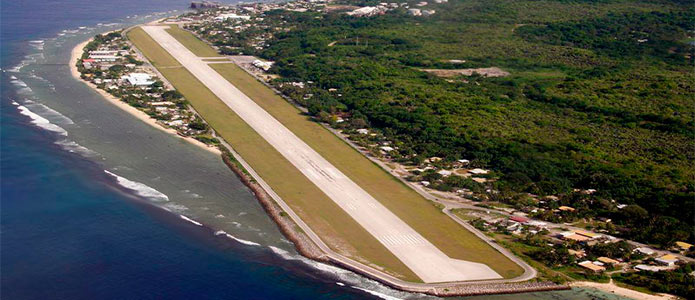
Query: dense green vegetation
199,0,694,246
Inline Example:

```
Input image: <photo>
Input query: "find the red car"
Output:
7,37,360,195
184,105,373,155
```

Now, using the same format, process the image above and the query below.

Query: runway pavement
141,25,502,283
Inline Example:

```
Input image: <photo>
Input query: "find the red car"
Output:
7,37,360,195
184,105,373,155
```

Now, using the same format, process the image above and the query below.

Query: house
437,169,452,176
122,73,155,86
149,101,176,106
635,264,668,272
472,177,487,183
564,234,590,242
252,59,274,71
597,257,621,265
634,247,655,256
578,261,605,272
421,9,436,16
469,168,489,175
347,6,382,16
356,128,369,135
575,230,599,239
675,241,693,252
89,54,118,62
559,231,590,242
655,254,679,266
558,206,575,212
215,13,251,21
380,146,395,152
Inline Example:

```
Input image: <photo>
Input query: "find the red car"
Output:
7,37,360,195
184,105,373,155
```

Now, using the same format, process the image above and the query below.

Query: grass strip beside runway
165,25,223,58
211,62,525,279
127,27,420,282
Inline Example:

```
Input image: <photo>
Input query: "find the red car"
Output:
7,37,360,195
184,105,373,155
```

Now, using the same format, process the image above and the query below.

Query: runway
141,25,502,283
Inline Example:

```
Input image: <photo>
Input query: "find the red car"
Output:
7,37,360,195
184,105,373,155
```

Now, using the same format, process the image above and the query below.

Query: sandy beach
69,38,220,155
571,280,677,300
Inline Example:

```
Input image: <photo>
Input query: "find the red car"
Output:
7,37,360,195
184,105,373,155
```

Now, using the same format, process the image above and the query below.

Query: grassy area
127,27,180,67
209,58,524,278
164,25,222,57
127,26,419,282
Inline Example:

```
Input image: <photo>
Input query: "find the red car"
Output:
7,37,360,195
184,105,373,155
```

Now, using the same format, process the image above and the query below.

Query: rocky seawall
218,147,570,297
219,148,328,262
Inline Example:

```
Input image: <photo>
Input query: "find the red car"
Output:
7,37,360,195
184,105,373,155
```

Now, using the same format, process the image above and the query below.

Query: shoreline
69,38,221,156
571,280,677,300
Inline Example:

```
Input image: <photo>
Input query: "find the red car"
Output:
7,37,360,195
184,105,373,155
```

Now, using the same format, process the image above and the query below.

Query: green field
159,26,522,278
210,62,523,278
129,25,525,280
127,26,420,282
165,25,222,57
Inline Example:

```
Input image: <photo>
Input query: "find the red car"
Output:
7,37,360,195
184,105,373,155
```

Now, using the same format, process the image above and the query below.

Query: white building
89,54,119,62
122,73,155,86
469,168,489,175
252,59,274,71
215,13,251,21
634,247,655,256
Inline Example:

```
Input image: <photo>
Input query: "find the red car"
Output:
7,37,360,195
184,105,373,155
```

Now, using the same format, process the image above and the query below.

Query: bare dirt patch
422,67,510,78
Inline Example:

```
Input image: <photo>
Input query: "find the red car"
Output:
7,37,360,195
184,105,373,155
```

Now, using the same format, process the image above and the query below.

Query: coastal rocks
219,148,328,263
432,281,570,297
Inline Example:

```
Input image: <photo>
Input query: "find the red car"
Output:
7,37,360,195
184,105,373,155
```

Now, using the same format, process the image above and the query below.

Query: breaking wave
267,247,418,299
29,40,44,50
104,170,170,202
163,203,189,212
214,230,261,246
180,215,202,226
9,78,33,95
16,104,68,136
54,139,99,157
351,286,404,300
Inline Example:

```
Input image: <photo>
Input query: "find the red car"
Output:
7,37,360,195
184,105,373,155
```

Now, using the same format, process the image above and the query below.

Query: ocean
0,1,633,299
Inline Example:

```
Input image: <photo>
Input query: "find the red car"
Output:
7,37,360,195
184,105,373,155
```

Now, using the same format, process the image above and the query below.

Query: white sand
69,37,220,155
571,280,677,300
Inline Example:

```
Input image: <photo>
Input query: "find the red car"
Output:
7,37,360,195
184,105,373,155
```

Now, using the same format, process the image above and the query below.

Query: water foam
54,140,99,157
163,203,189,212
29,40,44,50
267,247,416,299
16,105,68,136
26,102,74,125
351,286,404,300
180,215,203,226
214,230,261,246
104,170,170,202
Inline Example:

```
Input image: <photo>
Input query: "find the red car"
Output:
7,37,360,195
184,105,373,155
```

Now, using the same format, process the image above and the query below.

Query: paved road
141,25,502,283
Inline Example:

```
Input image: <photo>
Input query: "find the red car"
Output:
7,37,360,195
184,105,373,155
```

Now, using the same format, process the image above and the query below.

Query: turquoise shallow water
0,1,635,299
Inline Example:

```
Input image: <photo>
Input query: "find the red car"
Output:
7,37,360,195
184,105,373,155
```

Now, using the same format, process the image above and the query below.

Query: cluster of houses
79,34,210,138
463,206,692,278
182,0,450,56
